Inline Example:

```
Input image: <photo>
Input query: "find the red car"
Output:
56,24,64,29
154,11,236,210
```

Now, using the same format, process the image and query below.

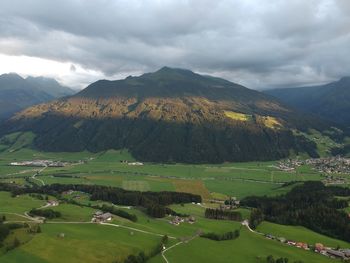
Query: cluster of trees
0,216,10,244
29,209,61,219
204,208,242,221
200,229,240,241
29,193,49,200
264,255,304,263
0,183,201,218
241,181,350,242
0,220,26,251
249,208,264,230
95,204,137,222
146,205,189,218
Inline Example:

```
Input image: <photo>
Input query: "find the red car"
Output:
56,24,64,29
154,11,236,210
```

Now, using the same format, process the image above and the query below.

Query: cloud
0,0,349,89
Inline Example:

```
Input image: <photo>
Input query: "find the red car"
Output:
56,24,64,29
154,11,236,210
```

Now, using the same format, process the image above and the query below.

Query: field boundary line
101,222,176,239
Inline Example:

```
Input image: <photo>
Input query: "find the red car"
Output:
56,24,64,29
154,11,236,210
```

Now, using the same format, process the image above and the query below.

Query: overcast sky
0,0,349,90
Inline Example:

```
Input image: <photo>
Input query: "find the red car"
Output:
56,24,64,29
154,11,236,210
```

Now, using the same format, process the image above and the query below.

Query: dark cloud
0,0,349,89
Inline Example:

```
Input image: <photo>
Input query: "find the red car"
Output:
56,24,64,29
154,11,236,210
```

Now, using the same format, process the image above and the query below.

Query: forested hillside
1,68,337,163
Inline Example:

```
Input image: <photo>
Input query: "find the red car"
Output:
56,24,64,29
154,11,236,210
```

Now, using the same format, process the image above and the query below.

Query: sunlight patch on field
224,111,252,121
258,116,283,129
122,180,150,191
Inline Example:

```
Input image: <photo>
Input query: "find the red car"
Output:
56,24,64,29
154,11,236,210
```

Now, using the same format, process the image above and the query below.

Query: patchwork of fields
0,133,349,263
0,142,338,201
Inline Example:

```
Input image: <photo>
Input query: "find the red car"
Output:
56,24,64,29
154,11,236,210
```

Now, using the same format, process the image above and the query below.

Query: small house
296,242,308,250
314,243,324,252
92,212,112,222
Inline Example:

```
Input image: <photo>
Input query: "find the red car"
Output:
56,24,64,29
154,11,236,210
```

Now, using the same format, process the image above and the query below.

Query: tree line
29,209,61,219
0,183,201,218
241,181,350,242
200,229,240,241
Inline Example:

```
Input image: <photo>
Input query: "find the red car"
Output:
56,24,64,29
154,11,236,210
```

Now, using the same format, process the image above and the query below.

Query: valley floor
0,139,349,262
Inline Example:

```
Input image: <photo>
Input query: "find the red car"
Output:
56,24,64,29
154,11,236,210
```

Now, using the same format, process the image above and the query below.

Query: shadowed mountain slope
265,77,350,126
2,67,332,163
0,73,75,120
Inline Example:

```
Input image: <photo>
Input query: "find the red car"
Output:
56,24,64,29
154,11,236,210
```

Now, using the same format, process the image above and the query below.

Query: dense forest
204,208,242,221
0,183,201,218
241,181,350,242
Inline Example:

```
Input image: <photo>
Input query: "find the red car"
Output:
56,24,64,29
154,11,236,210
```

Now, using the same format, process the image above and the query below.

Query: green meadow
0,223,161,263
149,228,336,263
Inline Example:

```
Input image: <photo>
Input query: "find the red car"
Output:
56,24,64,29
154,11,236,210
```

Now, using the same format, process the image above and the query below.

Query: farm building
92,212,112,222
326,249,346,259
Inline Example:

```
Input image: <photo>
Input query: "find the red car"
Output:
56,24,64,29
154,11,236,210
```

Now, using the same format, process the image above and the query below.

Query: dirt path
0,211,41,222
161,235,198,263
31,167,47,186
101,222,176,239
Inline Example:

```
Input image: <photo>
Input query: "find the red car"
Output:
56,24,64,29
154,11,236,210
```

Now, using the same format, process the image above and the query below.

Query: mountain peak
0,73,24,81
156,66,192,73
146,66,198,79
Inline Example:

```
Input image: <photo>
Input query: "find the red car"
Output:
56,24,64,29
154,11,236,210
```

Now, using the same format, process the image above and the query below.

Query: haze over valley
0,1,349,263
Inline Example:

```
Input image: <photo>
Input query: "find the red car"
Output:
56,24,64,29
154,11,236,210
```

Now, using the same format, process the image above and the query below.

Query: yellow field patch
122,180,150,191
210,192,229,201
258,116,283,129
173,179,212,200
224,111,252,121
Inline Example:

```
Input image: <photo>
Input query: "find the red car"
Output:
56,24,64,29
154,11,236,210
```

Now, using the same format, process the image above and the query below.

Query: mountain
1,67,334,163
0,73,75,120
265,77,350,126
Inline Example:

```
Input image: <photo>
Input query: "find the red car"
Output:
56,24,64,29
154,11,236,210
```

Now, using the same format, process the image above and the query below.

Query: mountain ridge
0,73,75,120
1,67,336,163
265,77,350,126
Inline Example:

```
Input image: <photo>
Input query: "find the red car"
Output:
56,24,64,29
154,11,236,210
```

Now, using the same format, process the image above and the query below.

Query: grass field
0,191,46,214
44,204,96,222
0,223,161,263
149,228,336,263
0,186,348,263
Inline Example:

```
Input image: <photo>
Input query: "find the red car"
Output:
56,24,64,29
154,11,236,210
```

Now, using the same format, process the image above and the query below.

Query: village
263,233,350,260
276,157,350,175
9,159,73,167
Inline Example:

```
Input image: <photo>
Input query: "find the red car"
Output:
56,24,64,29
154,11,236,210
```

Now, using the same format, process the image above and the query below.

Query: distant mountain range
1,67,343,163
265,77,350,126
0,73,75,120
